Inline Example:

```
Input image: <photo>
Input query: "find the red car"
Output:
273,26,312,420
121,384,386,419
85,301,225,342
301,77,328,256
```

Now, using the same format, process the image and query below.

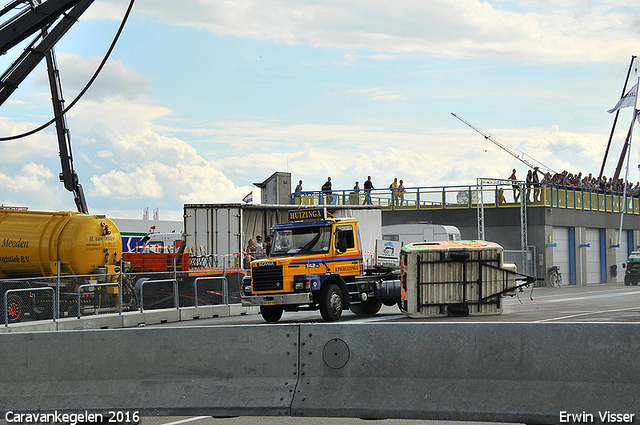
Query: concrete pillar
574,226,587,286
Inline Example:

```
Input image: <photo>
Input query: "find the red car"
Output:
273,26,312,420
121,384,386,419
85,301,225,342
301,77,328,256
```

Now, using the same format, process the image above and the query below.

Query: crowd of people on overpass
290,167,640,211
511,167,640,197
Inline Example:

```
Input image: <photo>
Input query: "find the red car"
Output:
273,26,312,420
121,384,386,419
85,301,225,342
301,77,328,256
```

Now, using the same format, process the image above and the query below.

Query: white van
382,223,461,246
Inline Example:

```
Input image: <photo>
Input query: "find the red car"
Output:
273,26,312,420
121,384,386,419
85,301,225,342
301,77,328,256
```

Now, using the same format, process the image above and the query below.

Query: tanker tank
0,209,122,278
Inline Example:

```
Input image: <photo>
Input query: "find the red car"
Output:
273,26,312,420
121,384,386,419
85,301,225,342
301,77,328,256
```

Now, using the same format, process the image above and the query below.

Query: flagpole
618,76,640,247
600,55,636,179
613,112,638,181
613,79,640,181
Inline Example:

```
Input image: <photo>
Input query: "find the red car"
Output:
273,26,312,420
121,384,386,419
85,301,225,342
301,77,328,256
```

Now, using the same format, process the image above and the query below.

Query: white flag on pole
608,83,638,113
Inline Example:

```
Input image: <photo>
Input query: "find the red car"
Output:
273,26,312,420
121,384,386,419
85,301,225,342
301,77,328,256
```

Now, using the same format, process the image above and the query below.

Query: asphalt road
154,282,640,327
136,417,518,425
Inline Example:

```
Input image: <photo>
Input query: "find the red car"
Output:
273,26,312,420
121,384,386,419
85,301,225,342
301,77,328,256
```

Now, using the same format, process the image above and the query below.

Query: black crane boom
0,0,94,213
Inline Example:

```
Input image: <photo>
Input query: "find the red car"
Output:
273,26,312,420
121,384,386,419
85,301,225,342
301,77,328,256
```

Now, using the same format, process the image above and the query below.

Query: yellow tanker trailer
0,208,122,323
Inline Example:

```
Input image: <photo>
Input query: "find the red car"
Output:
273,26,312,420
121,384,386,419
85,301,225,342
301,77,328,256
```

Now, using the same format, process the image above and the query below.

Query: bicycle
548,265,562,287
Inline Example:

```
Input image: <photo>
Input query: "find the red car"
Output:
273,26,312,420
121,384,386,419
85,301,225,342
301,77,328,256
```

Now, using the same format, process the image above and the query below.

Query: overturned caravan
400,240,537,318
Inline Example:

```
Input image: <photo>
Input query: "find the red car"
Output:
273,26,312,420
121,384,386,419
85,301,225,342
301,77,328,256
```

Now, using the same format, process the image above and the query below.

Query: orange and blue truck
241,208,402,322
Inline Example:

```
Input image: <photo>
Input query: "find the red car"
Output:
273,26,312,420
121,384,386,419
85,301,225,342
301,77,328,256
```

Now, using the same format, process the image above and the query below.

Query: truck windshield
271,226,332,256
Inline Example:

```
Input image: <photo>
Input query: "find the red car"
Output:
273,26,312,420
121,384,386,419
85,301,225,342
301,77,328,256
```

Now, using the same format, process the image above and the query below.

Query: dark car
624,252,640,286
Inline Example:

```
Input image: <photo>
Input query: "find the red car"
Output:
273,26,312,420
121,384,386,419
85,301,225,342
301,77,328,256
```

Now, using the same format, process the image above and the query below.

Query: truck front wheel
319,283,343,322
260,305,284,322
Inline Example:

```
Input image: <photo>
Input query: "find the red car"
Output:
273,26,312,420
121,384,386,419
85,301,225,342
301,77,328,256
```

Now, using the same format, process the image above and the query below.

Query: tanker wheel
319,283,343,322
260,305,284,322
2,294,25,324
349,300,382,316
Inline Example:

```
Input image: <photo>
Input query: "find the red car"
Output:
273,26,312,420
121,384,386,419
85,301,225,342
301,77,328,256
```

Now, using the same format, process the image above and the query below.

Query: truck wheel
349,301,382,316
319,283,343,322
1,294,25,324
260,305,284,322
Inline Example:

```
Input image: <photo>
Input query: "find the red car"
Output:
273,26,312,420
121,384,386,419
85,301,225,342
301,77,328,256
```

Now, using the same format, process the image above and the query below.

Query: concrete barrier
0,305,254,333
0,323,638,423
179,305,229,321
0,320,56,333
0,326,299,416
121,308,181,327
57,314,124,331
292,323,640,424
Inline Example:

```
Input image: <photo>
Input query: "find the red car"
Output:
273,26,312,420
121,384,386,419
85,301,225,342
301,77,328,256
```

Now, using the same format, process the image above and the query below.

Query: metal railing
194,276,228,306
76,282,121,318
4,287,55,327
1,268,239,326
139,279,177,312
292,184,640,214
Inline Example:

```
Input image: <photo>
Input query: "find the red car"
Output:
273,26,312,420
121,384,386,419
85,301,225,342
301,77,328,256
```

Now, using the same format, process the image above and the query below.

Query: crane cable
0,0,136,142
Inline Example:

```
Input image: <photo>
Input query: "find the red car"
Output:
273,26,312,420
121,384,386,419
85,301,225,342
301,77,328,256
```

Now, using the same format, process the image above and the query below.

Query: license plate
262,300,276,306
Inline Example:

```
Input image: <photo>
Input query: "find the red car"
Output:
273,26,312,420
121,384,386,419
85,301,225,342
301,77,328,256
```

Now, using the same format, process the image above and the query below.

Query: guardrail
139,279,177,312
76,282,122,318
3,287,55,327
0,323,637,423
293,184,640,214
1,269,239,327
194,276,228,306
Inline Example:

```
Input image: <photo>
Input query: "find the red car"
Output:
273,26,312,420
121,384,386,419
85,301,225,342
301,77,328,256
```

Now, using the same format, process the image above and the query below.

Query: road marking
161,416,210,425
350,314,405,323
536,306,640,322
505,289,640,306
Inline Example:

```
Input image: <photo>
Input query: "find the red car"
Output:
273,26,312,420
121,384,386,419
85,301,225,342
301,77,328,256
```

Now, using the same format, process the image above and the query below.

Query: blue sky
1,0,640,219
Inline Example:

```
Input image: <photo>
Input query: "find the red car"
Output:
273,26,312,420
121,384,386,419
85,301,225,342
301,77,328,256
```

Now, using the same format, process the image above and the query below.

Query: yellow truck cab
241,208,401,322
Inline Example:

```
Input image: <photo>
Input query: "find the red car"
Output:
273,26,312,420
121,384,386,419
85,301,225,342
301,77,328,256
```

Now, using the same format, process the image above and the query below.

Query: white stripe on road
161,416,210,425
536,306,640,322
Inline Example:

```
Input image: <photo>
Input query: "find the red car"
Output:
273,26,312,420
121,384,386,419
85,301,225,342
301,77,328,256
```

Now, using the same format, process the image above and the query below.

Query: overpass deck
293,183,640,215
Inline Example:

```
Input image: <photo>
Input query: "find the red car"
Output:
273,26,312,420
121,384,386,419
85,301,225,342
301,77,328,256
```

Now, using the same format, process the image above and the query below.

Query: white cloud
0,57,257,216
347,87,406,101
93,0,640,62
31,53,151,101
175,119,613,192
87,124,255,204
0,120,58,163
1,162,53,192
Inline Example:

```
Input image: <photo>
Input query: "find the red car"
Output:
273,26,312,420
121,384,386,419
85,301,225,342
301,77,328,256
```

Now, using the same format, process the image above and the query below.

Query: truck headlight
294,280,311,291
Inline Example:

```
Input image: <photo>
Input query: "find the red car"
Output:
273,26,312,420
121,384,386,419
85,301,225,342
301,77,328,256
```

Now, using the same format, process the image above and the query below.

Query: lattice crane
451,112,555,174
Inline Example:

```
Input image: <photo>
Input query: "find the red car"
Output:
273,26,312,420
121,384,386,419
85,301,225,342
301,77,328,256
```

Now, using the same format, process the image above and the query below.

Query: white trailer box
382,223,461,246
401,240,517,318
184,204,382,270
334,208,382,268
